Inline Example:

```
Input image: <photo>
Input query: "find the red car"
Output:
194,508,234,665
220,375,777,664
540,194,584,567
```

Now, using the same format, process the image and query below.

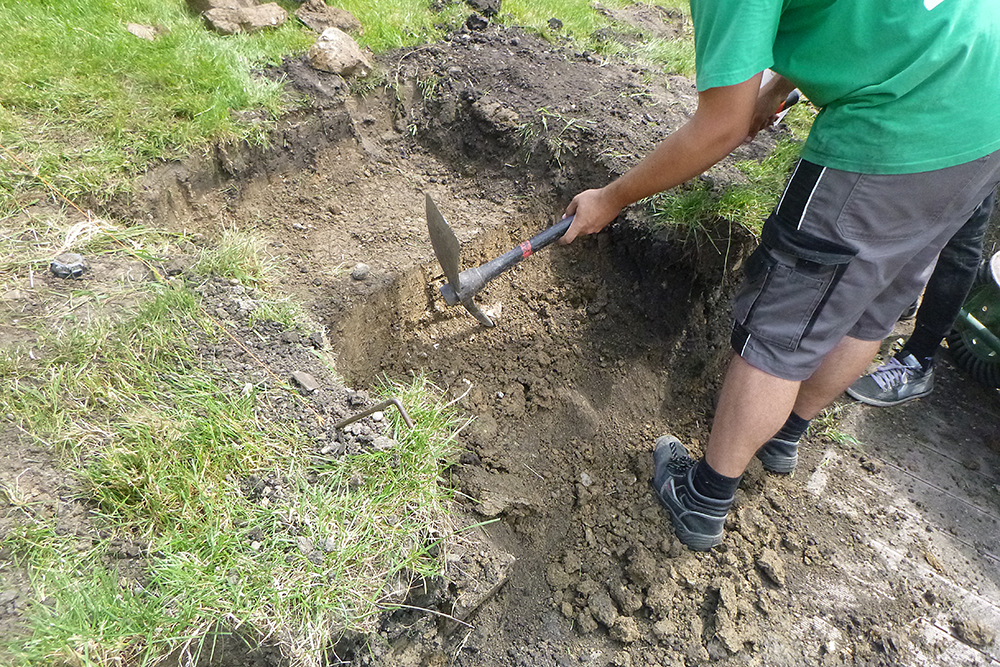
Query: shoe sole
648,477,722,552
845,386,933,407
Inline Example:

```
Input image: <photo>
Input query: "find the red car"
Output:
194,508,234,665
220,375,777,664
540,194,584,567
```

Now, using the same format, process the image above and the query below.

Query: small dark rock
547,17,563,30
466,13,488,31
460,451,482,466
50,253,87,279
466,0,500,17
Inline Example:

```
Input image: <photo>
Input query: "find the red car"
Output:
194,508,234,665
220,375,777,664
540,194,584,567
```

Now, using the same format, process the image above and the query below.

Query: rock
609,578,643,615
644,581,675,616
295,0,362,34
466,13,488,31
308,27,372,78
587,589,619,628
203,3,288,35
0,589,20,605
125,23,157,40
350,263,370,280
548,17,563,30
296,535,315,556
291,370,320,393
545,563,572,590
952,616,995,647
466,0,500,17
186,0,253,13
625,545,658,590
756,549,786,587
576,609,598,634
652,617,677,642
611,616,641,643
50,253,87,278
372,436,395,451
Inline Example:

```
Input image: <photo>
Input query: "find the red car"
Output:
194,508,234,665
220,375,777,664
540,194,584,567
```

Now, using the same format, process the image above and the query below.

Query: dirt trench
6,21,999,667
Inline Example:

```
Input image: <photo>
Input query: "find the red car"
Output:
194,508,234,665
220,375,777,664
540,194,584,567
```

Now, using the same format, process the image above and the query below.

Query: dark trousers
903,189,997,360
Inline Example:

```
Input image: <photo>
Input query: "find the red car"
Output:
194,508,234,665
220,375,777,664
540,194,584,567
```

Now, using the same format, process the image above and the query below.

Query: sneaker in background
845,353,934,407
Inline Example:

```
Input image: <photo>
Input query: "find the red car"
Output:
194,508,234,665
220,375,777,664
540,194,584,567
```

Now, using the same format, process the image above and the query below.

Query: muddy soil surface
2,19,999,667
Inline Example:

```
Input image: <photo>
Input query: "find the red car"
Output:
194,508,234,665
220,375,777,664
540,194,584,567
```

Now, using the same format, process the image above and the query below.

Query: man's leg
652,337,879,551
794,336,882,419
707,335,879,477
653,154,1000,550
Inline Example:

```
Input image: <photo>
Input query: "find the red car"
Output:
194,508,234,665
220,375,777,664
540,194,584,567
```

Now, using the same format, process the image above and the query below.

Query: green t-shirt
690,0,1000,174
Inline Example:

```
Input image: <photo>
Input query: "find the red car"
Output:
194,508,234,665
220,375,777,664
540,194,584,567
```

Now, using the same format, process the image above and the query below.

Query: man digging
561,1,1000,550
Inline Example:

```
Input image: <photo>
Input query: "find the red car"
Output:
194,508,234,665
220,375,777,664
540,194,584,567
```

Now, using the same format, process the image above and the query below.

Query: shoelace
661,441,696,477
871,357,917,392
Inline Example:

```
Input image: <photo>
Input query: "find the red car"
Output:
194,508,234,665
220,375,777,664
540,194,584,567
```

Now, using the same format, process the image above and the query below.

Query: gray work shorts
731,150,1000,382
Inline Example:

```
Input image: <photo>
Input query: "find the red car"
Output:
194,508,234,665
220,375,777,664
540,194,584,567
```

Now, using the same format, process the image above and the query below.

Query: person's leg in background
847,189,997,407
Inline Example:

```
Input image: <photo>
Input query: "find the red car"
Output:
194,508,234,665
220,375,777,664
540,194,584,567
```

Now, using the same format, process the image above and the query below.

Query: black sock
773,411,810,443
691,459,741,501
897,345,935,371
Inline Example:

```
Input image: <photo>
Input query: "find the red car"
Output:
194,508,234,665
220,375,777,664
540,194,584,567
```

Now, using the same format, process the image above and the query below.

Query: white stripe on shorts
797,167,826,230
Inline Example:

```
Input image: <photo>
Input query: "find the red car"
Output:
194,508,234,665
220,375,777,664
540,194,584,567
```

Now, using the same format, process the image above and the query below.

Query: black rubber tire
945,329,1000,388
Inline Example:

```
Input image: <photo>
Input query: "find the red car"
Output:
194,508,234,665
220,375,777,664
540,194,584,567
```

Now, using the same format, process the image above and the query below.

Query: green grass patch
0,245,463,666
0,0,313,213
648,103,816,238
0,0,702,216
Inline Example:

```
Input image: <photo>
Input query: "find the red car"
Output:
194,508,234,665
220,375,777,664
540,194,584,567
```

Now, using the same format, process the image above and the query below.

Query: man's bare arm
560,71,764,245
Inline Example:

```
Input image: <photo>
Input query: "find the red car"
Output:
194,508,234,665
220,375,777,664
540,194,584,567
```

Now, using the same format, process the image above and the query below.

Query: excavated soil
2,18,999,667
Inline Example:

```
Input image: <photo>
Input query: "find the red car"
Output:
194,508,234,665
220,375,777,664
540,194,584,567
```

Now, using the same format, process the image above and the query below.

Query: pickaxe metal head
425,193,496,327
425,193,574,328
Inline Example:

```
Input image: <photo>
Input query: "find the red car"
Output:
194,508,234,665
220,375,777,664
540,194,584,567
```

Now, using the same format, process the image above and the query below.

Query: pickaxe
426,193,573,327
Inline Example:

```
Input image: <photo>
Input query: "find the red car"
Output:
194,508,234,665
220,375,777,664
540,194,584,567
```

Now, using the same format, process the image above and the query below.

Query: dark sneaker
846,353,934,407
649,436,730,551
755,436,798,474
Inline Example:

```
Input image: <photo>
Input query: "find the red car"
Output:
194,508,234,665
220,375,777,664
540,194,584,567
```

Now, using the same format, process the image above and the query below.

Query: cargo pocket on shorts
732,216,857,352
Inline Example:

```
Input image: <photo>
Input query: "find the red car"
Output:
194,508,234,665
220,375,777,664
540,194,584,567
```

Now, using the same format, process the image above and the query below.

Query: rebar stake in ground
334,398,414,431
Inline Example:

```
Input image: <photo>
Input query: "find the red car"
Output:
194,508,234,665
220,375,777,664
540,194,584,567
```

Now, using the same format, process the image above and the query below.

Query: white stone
308,27,372,78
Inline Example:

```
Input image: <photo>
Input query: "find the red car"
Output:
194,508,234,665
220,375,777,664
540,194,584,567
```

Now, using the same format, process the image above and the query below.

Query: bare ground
1,18,999,667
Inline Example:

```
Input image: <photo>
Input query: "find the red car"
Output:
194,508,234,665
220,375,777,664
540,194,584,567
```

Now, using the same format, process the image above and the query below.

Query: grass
648,102,816,238
0,0,701,217
0,230,465,666
0,0,318,214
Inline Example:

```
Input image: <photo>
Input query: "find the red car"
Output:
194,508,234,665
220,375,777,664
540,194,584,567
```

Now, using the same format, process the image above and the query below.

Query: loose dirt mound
2,20,998,667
